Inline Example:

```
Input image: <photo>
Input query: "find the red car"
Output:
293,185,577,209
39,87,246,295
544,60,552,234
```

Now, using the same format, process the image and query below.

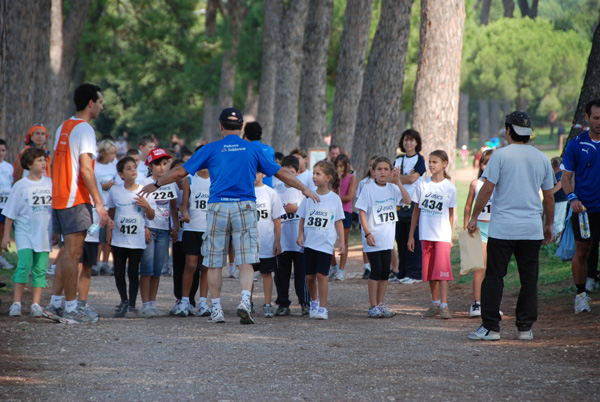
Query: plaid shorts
202,201,259,268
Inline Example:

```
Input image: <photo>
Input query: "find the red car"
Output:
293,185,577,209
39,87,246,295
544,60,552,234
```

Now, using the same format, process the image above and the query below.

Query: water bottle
87,223,100,236
579,208,591,239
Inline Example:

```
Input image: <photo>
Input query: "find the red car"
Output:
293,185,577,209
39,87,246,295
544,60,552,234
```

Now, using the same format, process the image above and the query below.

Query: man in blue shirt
561,99,600,314
141,108,318,324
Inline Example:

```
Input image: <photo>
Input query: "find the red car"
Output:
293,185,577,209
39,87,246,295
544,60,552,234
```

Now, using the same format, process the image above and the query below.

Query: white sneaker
0,256,14,269
585,278,599,294
237,299,254,324
518,329,533,340
253,272,259,282
197,304,211,317
469,302,481,318
138,305,157,318
327,265,339,279
30,303,43,318
467,325,500,341
9,303,21,316
309,300,319,319
174,300,189,317
152,306,166,317
46,264,56,275
335,269,345,281
187,303,197,316
399,277,422,284
315,307,328,320
169,300,180,316
209,308,225,323
575,292,591,314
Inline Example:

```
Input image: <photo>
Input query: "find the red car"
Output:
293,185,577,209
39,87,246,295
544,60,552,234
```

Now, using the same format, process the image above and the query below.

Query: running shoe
125,307,138,318
59,306,99,324
9,303,21,316
175,301,189,317
388,276,400,284
30,303,43,318
469,302,481,318
399,277,422,284
368,306,383,318
440,306,452,319
378,304,396,318
574,292,591,314
114,301,129,318
327,265,339,279
197,304,211,317
263,304,276,318
518,329,534,340
315,307,328,320
169,300,181,316
46,264,56,275
228,264,236,278
138,305,157,318
209,308,225,323
152,306,166,317
187,303,197,316
91,265,100,276
42,304,64,322
100,263,114,276
78,301,99,320
335,269,345,281
362,269,371,279
422,305,440,317
275,306,291,316
301,305,310,316
585,277,599,294
309,300,319,319
254,272,259,282
0,255,14,269
467,325,500,341
237,299,254,324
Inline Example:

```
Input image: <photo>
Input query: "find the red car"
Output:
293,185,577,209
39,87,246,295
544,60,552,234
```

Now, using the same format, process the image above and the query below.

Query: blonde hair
97,139,117,162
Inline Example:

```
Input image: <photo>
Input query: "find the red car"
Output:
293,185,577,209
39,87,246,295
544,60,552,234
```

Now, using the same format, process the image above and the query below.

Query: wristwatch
153,179,160,188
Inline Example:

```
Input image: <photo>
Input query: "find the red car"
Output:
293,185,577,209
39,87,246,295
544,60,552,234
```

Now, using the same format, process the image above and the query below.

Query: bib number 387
305,208,333,230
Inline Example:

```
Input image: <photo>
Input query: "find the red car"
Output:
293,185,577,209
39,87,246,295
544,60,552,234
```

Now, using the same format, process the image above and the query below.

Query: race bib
372,201,398,225
118,215,140,236
151,186,176,201
191,191,209,210
26,187,52,207
420,191,445,215
257,209,269,221
305,208,333,230
280,212,300,222
0,188,10,208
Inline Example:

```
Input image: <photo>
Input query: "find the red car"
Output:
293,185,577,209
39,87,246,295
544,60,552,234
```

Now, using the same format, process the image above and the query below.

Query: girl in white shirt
297,160,345,320
408,150,457,320
95,139,119,275
356,157,411,318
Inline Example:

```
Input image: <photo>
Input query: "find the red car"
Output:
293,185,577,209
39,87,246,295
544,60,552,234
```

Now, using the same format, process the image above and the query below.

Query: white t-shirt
355,176,372,200
107,183,155,249
95,161,119,207
0,161,14,209
297,170,316,192
412,178,456,243
297,190,344,254
185,174,210,232
255,185,285,258
136,163,149,185
475,179,493,222
275,183,304,253
394,154,426,199
2,176,52,252
142,177,177,230
355,182,405,252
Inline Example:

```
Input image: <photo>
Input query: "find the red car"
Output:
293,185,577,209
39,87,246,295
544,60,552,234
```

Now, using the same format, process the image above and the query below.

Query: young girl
107,156,155,317
356,156,377,280
95,139,119,275
139,148,179,318
356,157,411,318
330,154,356,281
297,161,345,320
408,150,456,319
3,148,52,317
463,149,494,317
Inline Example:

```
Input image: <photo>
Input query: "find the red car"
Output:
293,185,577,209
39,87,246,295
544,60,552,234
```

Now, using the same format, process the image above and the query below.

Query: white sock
364,263,371,270
50,295,63,308
440,303,448,309
181,297,190,304
143,302,151,309
212,298,221,310
150,301,156,308
241,290,251,302
65,299,77,313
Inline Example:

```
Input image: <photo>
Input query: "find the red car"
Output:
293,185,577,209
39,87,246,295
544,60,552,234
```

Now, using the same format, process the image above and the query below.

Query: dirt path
1,247,598,401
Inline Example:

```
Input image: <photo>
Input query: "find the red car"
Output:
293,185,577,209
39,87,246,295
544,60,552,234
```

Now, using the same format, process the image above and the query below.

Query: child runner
126,148,141,167
408,150,456,319
290,147,316,192
550,156,568,241
177,165,211,318
253,171,285,318
3,148,52,317
329,154,356,281
139,148,178,317
275,155,310,316
0,139,15,269
463,149,494,317
356,155,377,279
136,135,156,184
356,157,411,318
297,160,345,320
108,156,155,317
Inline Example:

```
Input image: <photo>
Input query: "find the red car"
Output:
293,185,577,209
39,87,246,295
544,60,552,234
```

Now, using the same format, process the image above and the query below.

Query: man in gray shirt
466,111,555,341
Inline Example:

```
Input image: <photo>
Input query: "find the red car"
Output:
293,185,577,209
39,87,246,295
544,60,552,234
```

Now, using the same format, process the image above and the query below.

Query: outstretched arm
139,166,188,197
275,168,319,203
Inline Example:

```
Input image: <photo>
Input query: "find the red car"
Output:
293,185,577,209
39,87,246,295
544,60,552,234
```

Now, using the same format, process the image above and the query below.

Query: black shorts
571,211,600,242
304,247,332,276
80,241,99,266
253,257,277,274
182,231,204,256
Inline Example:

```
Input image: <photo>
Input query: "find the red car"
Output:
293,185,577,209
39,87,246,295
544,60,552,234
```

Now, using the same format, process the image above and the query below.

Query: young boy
0,139,15,269
78,206,101,317
253,171,285,319
290,147,316,192
136,136,155,184
3,148,52,317
274,156,310,316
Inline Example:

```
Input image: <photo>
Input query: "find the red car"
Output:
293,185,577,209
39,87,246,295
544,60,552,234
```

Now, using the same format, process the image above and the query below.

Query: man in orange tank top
42,83,109,324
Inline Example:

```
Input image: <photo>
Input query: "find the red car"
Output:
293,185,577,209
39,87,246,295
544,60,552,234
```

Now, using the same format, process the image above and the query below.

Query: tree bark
412,0,465,180
205,0,219,38
457,92,469,148
351,0,413,174
202,97,219,143
478,99,490,147
518,0,538,18
480,0,491,25
330,0,373,155
0,0,52,163
243,80,259,121
565,14,600,150
299,0,333,151
257,0,284,145
489,100,501,138
502,0,514,17
271,0,310,154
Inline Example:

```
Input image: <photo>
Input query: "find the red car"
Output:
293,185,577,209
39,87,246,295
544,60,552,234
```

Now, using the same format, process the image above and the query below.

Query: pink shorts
421,240,453,281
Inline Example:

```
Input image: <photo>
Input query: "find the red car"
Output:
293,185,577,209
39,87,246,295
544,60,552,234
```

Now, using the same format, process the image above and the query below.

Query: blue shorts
342,211,352,229
477,221,489,243
140,228,170,277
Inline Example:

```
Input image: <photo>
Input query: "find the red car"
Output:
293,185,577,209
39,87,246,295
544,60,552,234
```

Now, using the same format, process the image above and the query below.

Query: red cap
145,148,172,166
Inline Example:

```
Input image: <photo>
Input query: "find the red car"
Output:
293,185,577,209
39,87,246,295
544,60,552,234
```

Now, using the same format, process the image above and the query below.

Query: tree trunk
502,0,515,17
257,0,284,145
202,97,219,143
299,0,333,151
271,0,310,154
217,0,247,112
243,80,259,121
457,92,469,148
0,0,52,163
480,0,491,25
502,98,512,119
351,0,413,174
518,0,537,18
490,100,500,138
565,15,600,150
330,0,373,156
412,0,465,181
205,0,218,38
478,99,490,147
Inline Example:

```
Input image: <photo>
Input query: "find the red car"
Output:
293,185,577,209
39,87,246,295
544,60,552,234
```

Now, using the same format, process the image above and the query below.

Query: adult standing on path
43,83,109,324
140,108,319,324
561,99,600,314
13,124,52,181
467,111,555,341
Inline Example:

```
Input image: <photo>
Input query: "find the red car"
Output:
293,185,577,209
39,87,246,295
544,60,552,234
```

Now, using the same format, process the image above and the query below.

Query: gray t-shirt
483,144,555,240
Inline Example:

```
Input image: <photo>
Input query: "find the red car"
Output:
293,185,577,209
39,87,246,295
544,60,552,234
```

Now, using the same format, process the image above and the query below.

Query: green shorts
13,249,49,288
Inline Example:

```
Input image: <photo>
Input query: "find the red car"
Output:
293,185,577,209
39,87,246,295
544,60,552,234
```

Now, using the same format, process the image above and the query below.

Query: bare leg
262,273,273,305
100,243,111,264
573,241,592,286
32,287,42,305
316,273,328,307
376,280,388,305
306,274,317,301
13,283,25,303
55,232,86,301
199,266,209,298
238,264,253,293
368,279,378,307
182,255,198,298
339,228,350,270
140,275,151,303
440,280,449,304
78,263,92,302
207,268,223,299
430,280,440,302
149,277,160,301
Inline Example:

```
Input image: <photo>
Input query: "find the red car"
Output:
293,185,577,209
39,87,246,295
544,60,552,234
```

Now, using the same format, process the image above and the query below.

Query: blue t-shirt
553,170,567,202
183,135,281,203
561,131,600,212
255,141,276,188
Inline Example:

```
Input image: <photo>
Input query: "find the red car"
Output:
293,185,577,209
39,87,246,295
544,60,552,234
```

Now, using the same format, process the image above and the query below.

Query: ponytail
429,149,451,180
313,160,340,191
